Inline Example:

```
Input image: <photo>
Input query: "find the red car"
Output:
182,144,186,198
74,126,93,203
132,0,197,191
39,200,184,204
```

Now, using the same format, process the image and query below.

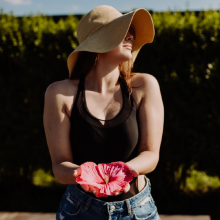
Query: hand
73,167,126,197
73,163,139,197
110,163,139,196
73,167,101,198
121,163,139,194
126,163,139,178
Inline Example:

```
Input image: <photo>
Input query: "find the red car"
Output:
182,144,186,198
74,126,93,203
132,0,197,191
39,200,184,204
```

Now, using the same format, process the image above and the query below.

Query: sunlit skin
73,28,139,197
83,26,135,95
43,23,164,199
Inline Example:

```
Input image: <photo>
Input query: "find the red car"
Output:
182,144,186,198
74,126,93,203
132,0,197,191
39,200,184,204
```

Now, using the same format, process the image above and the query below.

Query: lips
124,45,132,49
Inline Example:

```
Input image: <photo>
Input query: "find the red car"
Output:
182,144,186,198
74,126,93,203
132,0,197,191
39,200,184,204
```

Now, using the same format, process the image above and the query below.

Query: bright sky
0,0,220,16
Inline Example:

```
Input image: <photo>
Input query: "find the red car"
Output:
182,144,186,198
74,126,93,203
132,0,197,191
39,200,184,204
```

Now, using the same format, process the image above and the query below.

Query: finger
88,185,95,193
123,183,130,193
93,188,99,197
88,185,97,195
73,167,81,177
126,164,139,177
81,184,89,192
92,187,100,197
131,169,139,177
129,167,139,177
114,191,121,196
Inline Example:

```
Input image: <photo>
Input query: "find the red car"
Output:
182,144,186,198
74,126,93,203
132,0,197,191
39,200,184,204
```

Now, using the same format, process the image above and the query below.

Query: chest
69,78,140,164
84,87,123,123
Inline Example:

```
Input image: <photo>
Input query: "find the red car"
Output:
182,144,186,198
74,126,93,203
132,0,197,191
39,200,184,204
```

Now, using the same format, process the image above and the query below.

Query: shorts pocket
132,195,157,220
59,192,82,217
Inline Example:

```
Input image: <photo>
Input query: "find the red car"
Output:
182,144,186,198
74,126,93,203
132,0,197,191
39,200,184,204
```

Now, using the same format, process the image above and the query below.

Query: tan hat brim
67,8,154,76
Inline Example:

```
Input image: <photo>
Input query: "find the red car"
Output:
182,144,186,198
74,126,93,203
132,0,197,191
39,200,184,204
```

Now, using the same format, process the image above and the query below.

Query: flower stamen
104,175,109,184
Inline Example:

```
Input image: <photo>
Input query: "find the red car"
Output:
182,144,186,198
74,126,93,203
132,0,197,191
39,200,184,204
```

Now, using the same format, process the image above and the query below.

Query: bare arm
126,74,164,175
43,81,79,185
43,80,132,197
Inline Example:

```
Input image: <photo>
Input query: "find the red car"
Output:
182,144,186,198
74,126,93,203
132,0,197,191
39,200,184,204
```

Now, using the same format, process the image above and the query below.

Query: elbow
52,163,65,184
147,152,160,173
150,161,159,173
151,153,160,172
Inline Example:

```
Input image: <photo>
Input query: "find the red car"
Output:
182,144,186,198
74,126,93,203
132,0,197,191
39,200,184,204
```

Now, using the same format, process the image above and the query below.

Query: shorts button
110,205,115,210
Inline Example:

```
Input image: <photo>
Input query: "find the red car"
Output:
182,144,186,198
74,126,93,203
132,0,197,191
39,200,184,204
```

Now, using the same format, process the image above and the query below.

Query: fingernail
74,170,77,175
93,191,96,194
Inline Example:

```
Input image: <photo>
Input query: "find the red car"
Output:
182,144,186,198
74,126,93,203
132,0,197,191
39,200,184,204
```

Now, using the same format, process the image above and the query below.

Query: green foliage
0,9,79,186
135,9,220,194
0,9,220,199
185,169,220,192
32,168,59,186
174,165,220,193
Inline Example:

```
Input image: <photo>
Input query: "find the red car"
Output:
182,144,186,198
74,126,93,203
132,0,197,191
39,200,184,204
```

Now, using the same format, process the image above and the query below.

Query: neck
85,56,121,94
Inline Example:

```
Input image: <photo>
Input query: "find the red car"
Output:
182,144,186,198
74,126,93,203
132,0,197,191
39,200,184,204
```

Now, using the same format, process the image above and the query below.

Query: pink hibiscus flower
75,161,133,197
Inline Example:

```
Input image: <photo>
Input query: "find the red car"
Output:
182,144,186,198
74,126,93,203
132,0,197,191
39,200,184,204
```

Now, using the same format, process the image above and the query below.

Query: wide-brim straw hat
67,5,155,77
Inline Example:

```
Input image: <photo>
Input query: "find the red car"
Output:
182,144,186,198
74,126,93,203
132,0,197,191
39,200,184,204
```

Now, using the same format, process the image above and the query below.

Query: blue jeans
56,176,160,220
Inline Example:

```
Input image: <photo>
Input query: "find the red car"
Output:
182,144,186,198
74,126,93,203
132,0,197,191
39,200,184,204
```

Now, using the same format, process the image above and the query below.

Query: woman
43,5,164,220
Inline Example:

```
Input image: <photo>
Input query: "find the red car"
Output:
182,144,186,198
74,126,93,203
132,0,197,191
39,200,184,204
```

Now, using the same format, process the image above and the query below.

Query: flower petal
108,161,133,182
76,162,105,185
76,161,134,197
96,163,110,180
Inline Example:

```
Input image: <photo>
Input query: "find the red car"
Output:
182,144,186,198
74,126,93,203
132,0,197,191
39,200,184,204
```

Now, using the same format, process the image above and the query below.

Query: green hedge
136,10,220,192
0,9,79,186
0,8,220,203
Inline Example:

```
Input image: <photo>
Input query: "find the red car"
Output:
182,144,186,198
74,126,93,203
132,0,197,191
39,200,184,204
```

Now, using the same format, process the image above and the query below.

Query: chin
121,55,133,62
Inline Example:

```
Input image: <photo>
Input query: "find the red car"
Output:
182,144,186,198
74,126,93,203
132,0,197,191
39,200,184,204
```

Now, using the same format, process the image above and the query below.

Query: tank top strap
74,76,136,128
75,76,136,111
78,76,127,98
119,76,137,110
118,76,129,98
74,77,85,103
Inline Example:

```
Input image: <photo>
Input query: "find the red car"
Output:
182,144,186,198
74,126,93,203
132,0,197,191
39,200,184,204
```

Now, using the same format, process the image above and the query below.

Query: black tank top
70,76,139,201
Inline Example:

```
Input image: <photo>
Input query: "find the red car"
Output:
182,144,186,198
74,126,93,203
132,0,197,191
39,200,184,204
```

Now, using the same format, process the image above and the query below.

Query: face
100,25,136,64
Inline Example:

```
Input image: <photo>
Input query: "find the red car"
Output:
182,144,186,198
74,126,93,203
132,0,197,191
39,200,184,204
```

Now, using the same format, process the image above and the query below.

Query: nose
125,31,134,41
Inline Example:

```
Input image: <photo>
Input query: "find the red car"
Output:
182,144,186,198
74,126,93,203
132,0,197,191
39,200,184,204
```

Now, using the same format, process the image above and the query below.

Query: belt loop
147,177,151,191
106,203,112,220
126,199,131,215
84,197,92,211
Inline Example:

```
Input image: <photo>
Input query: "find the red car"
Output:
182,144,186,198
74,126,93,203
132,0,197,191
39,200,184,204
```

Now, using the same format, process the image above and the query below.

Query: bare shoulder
130,73,161,108
131,72,160,91
45,79,80,98
44,79,80,117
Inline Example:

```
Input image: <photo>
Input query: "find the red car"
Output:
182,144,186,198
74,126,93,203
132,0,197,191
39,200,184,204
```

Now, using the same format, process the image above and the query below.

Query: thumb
126,164,139,177
81,184,89,192
130,168,139,177
73,167,81,177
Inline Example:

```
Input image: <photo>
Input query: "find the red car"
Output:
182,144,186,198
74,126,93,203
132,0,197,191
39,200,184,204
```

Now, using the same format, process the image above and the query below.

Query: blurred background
0,0,220,219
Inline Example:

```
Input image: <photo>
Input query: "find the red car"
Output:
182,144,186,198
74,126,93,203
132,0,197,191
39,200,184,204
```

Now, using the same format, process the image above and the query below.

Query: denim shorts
56,176,160,220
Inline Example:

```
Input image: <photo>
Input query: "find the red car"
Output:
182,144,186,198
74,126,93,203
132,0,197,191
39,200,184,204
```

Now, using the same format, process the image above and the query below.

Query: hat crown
77,5,122,44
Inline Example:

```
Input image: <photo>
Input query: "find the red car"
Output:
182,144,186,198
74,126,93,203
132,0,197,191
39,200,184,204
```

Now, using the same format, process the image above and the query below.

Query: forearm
126,151,159,175
53,161,80,185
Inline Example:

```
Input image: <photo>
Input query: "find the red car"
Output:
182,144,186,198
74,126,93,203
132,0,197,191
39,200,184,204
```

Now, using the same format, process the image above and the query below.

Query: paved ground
0,213,211,220
160,216,210,220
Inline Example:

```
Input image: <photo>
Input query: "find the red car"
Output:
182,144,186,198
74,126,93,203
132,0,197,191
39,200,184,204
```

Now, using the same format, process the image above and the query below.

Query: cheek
104,43,131,60
111,44,122,53
114,44,130,55
106,46,122,58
